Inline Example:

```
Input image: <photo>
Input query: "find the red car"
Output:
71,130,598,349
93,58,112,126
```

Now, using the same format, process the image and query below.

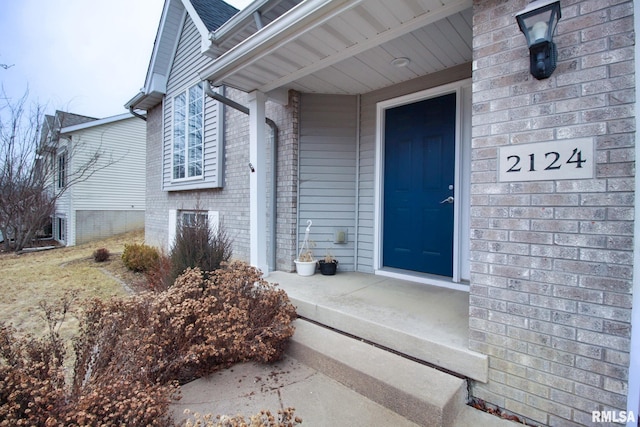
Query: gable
126,0,238,111
162,14,224,191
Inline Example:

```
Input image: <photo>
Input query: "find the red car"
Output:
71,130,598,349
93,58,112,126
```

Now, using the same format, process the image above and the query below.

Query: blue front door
383,93,456,277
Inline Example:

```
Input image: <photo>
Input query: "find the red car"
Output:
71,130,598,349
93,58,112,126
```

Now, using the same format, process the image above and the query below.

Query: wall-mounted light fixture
516,0,561,80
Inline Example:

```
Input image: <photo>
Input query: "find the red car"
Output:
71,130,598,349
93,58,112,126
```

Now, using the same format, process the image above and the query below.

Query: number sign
498,138,594,182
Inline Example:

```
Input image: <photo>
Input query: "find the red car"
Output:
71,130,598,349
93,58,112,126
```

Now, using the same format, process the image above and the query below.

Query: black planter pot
318,259,338,275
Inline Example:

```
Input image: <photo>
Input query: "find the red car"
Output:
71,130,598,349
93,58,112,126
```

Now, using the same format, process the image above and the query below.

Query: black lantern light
516,0,561,80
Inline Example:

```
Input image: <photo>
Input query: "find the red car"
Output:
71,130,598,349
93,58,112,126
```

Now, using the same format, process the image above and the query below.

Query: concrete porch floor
268,271,488,383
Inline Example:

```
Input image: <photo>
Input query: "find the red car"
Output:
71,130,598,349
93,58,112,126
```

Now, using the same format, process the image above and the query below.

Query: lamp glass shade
516,0,561,47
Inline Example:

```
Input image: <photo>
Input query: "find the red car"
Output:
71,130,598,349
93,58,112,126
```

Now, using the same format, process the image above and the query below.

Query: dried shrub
92,247,110,262
185,407,302,427
0,324,67,425
144,253,174,293
122,243,159,272
0,294,177,426
75,261,296,385
170,218,232,283
0,262,297,426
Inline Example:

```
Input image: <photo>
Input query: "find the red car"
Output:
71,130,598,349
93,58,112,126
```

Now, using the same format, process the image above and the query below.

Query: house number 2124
498,138,594,182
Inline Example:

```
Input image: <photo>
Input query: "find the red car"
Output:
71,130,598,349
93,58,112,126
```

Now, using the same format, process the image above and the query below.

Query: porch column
248,90,268,275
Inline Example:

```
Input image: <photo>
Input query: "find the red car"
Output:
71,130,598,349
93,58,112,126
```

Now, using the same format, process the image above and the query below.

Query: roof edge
200,0,354,85
60,113,136,134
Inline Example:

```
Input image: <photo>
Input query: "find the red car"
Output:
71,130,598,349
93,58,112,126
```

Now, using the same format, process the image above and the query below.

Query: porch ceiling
201,0,473,95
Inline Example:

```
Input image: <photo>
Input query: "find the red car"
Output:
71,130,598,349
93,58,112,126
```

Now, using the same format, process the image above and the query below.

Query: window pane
181,211,207,229
173,93,186,179
187,84,203,178
172,84,204,180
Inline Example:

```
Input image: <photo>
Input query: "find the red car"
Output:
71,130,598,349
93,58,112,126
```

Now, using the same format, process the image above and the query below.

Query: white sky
0,0,254,118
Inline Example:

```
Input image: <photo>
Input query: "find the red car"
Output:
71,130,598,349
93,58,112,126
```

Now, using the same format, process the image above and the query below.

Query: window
56,217,66,242
168,210,219,251
57,153,66,189
173,83,204,180
181,211,208,229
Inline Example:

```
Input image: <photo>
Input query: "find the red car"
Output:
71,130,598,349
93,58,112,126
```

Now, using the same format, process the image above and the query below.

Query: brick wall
145,103,166,249
144,89,299,272
469,0,635,425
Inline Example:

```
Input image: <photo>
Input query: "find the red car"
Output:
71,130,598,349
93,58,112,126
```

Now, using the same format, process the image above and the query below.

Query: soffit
203,0,473,95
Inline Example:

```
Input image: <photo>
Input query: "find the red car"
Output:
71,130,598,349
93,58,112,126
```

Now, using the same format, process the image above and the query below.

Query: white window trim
56,215,67,243
57,151,67,189
373,79,472,292
167,209,219,252
171,82,205,182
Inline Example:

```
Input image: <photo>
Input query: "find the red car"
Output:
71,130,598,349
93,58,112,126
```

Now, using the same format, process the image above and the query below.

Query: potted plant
294,220,317,276
318,249,338,275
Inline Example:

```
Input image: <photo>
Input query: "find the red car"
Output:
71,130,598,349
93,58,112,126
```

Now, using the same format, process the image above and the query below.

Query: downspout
203,81,278,272
129,106,147,121
354,94,361,271
266,117,278,272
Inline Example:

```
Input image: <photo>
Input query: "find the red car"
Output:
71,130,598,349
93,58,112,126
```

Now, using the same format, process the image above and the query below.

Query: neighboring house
42,111,146,246
126,0,639,425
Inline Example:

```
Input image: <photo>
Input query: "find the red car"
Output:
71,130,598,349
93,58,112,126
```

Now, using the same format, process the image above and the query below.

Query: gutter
129,106,147,122
203,81,278,272
125,91,148,121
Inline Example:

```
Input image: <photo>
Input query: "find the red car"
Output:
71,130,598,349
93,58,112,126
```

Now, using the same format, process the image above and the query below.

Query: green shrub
169,218,232,283
93,247,110,262
122,243,159,272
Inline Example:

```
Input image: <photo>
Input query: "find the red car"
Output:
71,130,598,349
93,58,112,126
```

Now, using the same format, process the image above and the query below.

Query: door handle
440,196,454,204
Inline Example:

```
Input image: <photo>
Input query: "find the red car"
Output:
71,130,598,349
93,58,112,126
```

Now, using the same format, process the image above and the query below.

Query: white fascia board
148,72,168,94
200,0,360,83
181,0,214,52
60,113,134,134
124,91,146,110
143,0,181,92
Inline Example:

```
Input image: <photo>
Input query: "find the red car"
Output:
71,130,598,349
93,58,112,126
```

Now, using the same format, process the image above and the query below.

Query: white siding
299,94,358,271
69,117,146,211
54,145,73,245
163,14,222,191
57,115,146,246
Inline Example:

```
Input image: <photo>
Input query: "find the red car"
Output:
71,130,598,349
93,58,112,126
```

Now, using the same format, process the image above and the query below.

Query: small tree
0,88,114,251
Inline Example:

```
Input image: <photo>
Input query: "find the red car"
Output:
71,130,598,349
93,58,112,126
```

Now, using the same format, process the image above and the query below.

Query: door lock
440,196,454,204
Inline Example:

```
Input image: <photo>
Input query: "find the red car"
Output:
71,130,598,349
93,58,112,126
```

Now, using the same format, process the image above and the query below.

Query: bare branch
0,88,118,251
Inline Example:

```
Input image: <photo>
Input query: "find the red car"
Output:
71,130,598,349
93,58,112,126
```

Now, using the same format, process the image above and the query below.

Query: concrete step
271,271,488,383
287,319,468,427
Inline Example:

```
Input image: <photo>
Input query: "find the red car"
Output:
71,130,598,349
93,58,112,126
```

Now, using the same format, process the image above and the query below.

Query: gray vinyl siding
357,63,472,272
163,13,223,191
299,94,358,271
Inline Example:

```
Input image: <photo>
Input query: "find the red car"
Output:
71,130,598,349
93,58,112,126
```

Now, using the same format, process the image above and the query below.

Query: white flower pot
294,260,317,276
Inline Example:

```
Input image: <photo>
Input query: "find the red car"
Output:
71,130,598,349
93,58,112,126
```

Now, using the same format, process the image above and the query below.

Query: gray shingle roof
190,0,239,32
